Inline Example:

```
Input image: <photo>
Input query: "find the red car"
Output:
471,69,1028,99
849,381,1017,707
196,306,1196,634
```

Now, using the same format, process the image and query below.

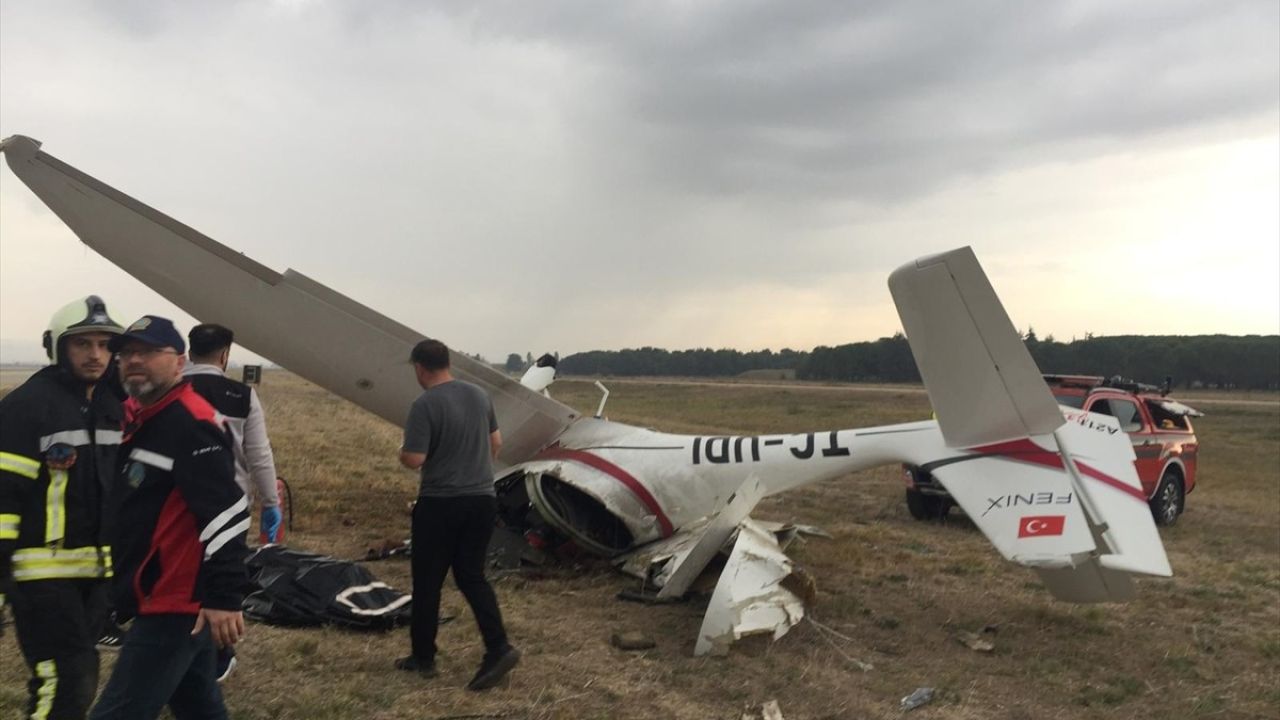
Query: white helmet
43,295,124,365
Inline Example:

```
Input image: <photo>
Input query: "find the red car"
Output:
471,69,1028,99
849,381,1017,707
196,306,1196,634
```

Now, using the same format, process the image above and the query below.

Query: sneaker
394,655,438,678
467,646,520,691
96,623,126,652
215,646,238,683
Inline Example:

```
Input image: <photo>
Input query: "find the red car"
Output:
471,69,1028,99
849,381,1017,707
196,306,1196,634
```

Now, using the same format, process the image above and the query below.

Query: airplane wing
0,135,578,465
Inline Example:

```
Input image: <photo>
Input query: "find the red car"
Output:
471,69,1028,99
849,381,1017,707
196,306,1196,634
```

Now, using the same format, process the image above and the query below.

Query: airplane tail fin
888,247,1063,448
890,248,1171,602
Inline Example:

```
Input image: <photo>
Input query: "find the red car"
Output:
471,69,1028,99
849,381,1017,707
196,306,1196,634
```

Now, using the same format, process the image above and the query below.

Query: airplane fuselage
502,416,947,555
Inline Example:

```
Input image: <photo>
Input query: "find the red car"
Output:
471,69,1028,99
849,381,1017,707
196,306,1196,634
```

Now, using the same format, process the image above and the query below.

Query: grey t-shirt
402,380,499,497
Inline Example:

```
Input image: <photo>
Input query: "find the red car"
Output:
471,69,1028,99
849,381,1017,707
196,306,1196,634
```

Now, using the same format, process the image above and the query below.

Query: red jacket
111,381,249,618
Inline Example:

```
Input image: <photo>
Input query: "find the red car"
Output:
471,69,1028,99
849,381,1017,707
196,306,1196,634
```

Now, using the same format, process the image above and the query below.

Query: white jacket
183,363,280,507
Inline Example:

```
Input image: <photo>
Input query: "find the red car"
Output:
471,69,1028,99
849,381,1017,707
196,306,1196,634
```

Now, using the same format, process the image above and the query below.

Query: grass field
2,372,1277,719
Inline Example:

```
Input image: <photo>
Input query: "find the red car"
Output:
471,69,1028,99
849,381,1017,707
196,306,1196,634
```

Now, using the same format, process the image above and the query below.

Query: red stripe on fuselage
535,447,675,537
966,438,1147,502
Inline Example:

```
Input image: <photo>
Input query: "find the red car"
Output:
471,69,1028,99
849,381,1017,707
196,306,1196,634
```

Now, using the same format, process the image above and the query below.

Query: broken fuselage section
496,416,943,558
489,412,950,653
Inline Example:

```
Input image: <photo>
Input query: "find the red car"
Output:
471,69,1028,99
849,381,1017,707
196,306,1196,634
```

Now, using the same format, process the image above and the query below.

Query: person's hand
260,505,283,544
192,608,245,648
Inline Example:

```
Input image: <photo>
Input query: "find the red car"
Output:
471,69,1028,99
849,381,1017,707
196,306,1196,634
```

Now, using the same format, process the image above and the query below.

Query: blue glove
260,506,283,544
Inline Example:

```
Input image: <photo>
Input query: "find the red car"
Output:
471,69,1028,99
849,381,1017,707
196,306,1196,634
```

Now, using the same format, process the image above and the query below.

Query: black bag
243,545,412,630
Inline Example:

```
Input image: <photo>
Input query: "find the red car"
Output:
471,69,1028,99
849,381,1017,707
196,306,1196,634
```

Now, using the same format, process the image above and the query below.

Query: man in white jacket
183,323,281,683
184,324,281,543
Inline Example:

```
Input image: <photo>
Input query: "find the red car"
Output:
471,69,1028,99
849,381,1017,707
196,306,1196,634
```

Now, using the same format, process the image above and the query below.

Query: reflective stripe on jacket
0,366,122,583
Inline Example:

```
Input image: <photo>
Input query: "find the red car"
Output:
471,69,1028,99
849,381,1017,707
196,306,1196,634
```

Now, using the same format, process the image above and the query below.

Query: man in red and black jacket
89,316,250,720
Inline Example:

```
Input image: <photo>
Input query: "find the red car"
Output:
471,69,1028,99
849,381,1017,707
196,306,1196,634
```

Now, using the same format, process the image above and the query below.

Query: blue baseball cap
109,315,187,354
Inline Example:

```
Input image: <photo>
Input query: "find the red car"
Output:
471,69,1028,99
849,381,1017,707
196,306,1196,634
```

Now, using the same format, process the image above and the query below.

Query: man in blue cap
90,316,250,720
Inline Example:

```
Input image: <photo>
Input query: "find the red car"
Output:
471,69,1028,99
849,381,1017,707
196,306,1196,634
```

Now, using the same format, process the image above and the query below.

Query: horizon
3,329,1275,368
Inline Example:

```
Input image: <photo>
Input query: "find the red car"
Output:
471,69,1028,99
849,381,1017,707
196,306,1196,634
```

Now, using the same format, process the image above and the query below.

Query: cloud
1,1,1276,363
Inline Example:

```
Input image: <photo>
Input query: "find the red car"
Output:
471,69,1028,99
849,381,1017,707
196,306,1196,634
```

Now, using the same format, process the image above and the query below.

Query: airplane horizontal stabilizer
930,412,1170,602
888,247,1064,448
0,135,578,465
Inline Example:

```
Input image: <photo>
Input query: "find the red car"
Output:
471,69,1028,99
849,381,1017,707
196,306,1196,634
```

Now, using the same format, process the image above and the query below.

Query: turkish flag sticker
1018,515,1066,538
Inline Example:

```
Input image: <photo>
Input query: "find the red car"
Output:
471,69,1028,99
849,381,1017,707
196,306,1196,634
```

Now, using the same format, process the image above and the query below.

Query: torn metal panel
617,508,826,594
752,520,832,550
694,518,810,656
657,476,765,599
614,517,711,582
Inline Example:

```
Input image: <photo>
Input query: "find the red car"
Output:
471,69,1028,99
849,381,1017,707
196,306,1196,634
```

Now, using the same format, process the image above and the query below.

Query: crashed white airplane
0,135,1172,656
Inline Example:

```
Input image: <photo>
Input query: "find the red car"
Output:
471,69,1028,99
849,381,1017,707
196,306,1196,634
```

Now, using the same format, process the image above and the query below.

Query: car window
1090,397,1144,433
1053,394,1085,409
1146,400,1190,431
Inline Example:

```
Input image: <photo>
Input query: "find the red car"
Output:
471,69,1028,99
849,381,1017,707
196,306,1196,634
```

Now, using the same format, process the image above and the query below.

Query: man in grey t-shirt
396,339,519,691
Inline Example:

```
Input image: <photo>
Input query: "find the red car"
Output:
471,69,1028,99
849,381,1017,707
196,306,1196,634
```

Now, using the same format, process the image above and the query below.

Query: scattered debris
694,518,810,656
487,526,548,569
739,700,786,720
615,588,684,604
955,630,996,653
610,631,656,651
364,538,410,561
656,478,765,600
805,616,874,671
900,687,935,711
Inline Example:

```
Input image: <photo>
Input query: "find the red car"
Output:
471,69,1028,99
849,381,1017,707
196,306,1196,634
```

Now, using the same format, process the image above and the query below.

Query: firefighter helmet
42,295,124,364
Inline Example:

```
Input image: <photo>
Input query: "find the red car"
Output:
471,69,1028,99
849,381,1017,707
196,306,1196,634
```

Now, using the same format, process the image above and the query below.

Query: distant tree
505,353,523,372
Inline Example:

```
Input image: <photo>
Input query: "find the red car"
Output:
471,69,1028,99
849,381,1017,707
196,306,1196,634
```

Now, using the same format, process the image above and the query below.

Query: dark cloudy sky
2,0,1276,363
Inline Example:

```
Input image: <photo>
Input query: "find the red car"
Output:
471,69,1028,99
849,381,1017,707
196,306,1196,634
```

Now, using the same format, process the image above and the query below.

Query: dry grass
2,372,1277,719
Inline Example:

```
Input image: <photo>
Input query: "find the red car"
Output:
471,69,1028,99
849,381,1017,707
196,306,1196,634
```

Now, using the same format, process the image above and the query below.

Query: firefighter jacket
0,365,123,591
111,381,251,620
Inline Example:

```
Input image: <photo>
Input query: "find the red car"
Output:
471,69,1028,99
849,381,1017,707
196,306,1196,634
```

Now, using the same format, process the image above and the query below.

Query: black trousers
410,494,508,662
10,578,108,720
88,614,226,720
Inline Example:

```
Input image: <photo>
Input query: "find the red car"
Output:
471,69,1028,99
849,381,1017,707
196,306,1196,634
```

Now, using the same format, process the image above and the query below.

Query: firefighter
0,296,125,720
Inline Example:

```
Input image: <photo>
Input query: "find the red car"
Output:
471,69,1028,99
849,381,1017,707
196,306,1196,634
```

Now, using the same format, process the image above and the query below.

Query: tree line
555,334,1280,389
558,347,805,377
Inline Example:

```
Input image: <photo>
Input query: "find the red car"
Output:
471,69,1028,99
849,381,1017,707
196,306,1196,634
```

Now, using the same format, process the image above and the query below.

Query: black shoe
394,655,439,678
215,646,237,683
468,646,520,691
96,622,127,652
